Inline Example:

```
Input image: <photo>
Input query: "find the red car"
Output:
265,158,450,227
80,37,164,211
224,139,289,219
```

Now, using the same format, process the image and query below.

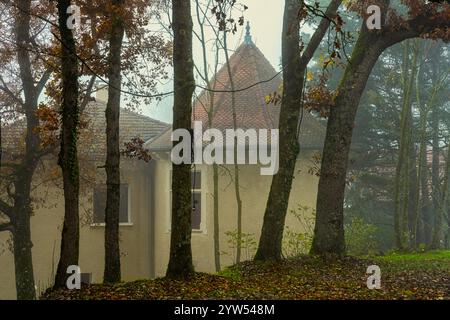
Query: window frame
168,168,206,234
90,183,133,227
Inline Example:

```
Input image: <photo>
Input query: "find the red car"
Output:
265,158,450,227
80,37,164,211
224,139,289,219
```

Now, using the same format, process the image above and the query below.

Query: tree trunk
394,40,418,250
308,0,448,256
12,177,35,300
54,0,80,288
408,136,418,246
256,0,342,261
222,31,243,264
12,0,41,299
412,58,429,247
166,0,195,278
104,0,125,284
213,163,220,271
414,107,427,247
194,0,221,271
310,25,385,257
421,150,433,245
435,143,450,249
430,102,442,249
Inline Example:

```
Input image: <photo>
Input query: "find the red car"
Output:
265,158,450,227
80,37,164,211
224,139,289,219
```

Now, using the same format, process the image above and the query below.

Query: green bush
224,230,257,263
345,217,379,256
282,205,315,258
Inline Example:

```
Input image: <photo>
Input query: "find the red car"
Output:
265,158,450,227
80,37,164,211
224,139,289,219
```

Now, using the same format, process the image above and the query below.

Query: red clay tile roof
147,41,325,151
193,42,282,130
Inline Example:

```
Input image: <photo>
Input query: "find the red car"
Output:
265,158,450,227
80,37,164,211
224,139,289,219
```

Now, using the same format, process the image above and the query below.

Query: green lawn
41,251,450,300
376,250,450,263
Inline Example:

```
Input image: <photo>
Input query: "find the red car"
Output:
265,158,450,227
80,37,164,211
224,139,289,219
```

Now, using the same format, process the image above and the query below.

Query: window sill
90,223,134,228
166,229,207,235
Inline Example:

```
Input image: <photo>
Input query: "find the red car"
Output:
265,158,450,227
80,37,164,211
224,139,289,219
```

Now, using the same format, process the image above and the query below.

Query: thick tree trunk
104,0,125,284
12,0,40,299
310,26,385,257
166,0,195,278
255,0,302,261
308,0,448,256
12,176,35,300
256,0,342,261
54,0,80,288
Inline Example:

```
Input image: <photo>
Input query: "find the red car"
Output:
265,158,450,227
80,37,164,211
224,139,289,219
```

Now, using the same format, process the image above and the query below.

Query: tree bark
430,104,443,249
54,0,80,288
310,24,386,256
255,0,343,262
104,0,125,284
12,176,36,300
394,40,418,250
309,1,448,256
434,142,450,249
11,0,41,299
166,0,195,278
222,31,243,264
194,0,221,272
421,149,433,245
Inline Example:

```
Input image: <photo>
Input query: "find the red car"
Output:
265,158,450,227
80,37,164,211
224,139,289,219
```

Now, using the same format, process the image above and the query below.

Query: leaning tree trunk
255,0,342,261
54,0,80,288
166,0,195,279
309,0,448,256
310,25,386,257
104,0,125,284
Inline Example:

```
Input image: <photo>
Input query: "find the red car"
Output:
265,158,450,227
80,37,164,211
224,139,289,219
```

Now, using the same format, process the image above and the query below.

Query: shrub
345,217,379,256
224,230,257,263
282,205,315,258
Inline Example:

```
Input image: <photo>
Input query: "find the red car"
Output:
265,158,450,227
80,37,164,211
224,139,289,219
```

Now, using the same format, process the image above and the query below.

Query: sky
143,0,285,123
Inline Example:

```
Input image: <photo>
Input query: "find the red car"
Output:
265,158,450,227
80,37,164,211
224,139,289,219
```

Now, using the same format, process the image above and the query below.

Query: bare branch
0,75,24,106
300,0,343,67
0,222,13,233
0,199,13,219
35,67,52,96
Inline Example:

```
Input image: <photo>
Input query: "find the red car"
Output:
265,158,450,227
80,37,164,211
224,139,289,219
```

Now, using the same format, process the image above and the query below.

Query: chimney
94,80,108,102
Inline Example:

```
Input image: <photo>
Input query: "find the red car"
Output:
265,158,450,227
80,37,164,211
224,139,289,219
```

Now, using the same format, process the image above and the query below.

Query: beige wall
153,150,320,276
0,160,153,300
1,151,320,299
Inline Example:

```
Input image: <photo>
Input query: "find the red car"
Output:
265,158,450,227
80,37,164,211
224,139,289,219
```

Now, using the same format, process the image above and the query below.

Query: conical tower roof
146,29,325,150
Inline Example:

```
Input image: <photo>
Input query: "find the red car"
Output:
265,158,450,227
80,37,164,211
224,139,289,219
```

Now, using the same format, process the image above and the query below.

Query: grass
41,251,450,300
376,250,450,262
